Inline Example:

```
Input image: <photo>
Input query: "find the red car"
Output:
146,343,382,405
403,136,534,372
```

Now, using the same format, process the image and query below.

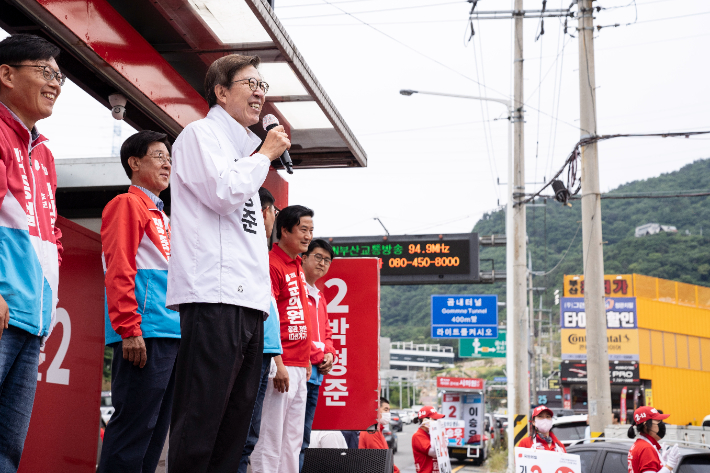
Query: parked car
389,411,403,432
383,425,398,454
552,414,588,446
100,391,114,425
703,414,710,427
401,409,417,424
567,440,710,473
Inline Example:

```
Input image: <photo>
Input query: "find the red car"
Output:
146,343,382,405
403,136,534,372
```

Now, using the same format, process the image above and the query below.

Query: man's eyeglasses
308,254,332,266
273,206,280,217
232,78,269,94
7,64,66,86
146,150,172,165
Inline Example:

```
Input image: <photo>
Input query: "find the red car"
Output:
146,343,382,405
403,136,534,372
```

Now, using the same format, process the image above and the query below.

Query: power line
279,1,462,20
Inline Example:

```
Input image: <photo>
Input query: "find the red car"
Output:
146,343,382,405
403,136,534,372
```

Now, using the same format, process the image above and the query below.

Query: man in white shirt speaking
166,54,290,473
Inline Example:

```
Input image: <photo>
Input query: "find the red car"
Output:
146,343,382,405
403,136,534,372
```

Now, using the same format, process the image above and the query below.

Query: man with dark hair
251,205,314,473
360,397,400,473
0,34,63,472
98,130,179,472
238,187,283,473
166,53,290,472
299,239,336,471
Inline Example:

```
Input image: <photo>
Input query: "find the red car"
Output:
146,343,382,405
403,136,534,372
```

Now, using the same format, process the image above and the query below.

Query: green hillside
381,158,710,344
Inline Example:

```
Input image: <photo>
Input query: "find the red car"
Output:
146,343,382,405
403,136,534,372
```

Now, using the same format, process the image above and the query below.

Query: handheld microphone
262,114,293,174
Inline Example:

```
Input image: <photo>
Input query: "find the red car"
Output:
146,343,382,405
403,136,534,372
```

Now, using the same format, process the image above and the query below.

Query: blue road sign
431,294,498,339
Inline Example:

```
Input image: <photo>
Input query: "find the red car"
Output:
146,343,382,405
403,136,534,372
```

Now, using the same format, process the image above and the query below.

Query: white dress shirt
166,105,271,313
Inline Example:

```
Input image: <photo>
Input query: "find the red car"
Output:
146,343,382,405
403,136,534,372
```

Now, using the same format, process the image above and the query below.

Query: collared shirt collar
640,433,661,450
0,101,41,143
206,105,262,157
132,185,164,211
272,242,302,265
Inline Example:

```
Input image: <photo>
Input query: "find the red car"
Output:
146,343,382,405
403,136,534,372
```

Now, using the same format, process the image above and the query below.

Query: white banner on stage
514,447,581,473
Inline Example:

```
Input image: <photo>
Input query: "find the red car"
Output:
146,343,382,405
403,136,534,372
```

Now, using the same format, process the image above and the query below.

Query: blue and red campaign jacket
102,186,179,345
0,103,62,341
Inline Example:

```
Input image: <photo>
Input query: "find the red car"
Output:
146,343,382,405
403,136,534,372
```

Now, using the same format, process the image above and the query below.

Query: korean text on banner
441,420,465,446
514,447,581,473
311,258,380,431
430,420,453,473
463,394,484,445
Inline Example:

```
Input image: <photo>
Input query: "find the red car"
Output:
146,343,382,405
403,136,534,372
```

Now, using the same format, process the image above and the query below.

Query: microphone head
262,114,279,130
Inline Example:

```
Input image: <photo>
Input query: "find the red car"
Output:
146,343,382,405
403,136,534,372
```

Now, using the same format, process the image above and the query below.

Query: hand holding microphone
261,114,293,174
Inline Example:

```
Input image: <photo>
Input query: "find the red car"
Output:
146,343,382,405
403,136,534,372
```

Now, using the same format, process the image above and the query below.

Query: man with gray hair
166,54,290,472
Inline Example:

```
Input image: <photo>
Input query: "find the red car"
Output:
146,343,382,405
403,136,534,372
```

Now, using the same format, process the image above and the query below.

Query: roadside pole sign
459,329,507,357
312,258,380,431
431,294,498,339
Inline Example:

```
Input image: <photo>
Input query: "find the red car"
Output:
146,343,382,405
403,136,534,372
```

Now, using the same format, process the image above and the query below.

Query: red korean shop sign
437,377,485,390
20,218,105,472
312,258,380,430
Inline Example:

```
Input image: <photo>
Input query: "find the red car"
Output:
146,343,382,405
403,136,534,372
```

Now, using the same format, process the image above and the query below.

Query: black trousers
99,337,179,473
168,303,264,473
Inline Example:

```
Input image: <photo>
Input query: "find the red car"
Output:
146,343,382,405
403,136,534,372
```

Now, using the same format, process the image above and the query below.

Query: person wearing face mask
518,405,566,452
359,397,400,473
411,406,445,473
627,406,680,473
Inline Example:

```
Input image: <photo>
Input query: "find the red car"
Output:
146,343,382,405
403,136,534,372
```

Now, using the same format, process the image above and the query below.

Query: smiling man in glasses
166,54,291,473
0,34,64,472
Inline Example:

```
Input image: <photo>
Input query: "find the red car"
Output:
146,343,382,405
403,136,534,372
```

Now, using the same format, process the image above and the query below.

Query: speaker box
302,448,394,473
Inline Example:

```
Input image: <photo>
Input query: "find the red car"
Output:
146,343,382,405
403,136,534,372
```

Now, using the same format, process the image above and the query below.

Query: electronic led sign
325,233,479,285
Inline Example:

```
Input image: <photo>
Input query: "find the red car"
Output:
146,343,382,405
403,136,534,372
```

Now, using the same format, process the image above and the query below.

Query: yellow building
563,274,710,426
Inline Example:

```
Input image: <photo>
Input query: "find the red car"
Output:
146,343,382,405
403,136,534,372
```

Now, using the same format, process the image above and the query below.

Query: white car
703,415,710,427
552,414,589,446
100,391,114,425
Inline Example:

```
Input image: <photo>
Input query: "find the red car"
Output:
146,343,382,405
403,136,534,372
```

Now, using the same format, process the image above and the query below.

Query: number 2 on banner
326,278,349,313
37,307,71,385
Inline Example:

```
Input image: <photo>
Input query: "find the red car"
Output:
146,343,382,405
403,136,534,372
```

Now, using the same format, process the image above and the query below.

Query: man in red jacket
0,34,64,472
359,397,400,473
251,205,314,473
299,239,336,470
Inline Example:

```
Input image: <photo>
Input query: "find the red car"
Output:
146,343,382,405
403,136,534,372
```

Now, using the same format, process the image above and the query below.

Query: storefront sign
561,297,637,329
564,274,633,297
561,360,640,384
548,378,561,389
312,258,380,430
431,294,498,339
514,447,581,473
561,328,640,360
437,377,485,390
459,329,506,358
19,218,105,473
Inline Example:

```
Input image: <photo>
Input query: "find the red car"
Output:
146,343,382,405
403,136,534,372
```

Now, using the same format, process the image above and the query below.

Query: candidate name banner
441,419,466,446
437,376,485,390
560,297,639,361
20,218,105,473
442,393,462,422
561,360,640,384
430,420,453,473
431,294,498,339
312,258,380,430
463,393,484,445
515,447,581,473
459,329,507,358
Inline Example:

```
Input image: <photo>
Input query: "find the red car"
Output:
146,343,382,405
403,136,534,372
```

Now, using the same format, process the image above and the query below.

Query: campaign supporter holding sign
312,258,380,430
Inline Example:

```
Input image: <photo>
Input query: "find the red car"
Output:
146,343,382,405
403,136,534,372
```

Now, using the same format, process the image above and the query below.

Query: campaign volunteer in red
251,205,314,473
627,407,680,473
0,34,63,472
359,397,400,473
518,405,566,452
411,405,444,473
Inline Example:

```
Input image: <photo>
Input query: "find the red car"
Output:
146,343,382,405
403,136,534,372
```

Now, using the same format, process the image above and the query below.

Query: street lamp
400,89,515,451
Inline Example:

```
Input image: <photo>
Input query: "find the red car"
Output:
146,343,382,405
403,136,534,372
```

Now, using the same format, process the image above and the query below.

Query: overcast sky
3,0,709,237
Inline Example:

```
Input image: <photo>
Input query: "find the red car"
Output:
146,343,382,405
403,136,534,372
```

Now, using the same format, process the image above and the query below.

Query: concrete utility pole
578,0,612,437
507,0,529,465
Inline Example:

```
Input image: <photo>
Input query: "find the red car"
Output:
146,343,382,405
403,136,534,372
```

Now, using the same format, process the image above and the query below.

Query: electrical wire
539,222,581,276
279,1,463,20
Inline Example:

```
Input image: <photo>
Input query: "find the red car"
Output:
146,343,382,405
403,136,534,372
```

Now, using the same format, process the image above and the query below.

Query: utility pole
578,0,612,438
507,0,529,465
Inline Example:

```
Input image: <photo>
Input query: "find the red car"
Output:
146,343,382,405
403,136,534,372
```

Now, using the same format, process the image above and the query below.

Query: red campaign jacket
270,243,312,367
628,434,662,473
101,187,180,344
307,285,335,366
0,102,62,341
412,427,438,473
359,425,400,473
518,431,566,452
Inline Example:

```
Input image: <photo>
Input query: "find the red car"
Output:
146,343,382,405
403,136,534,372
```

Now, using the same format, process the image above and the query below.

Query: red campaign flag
20,218,105,473
312,258,380,430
